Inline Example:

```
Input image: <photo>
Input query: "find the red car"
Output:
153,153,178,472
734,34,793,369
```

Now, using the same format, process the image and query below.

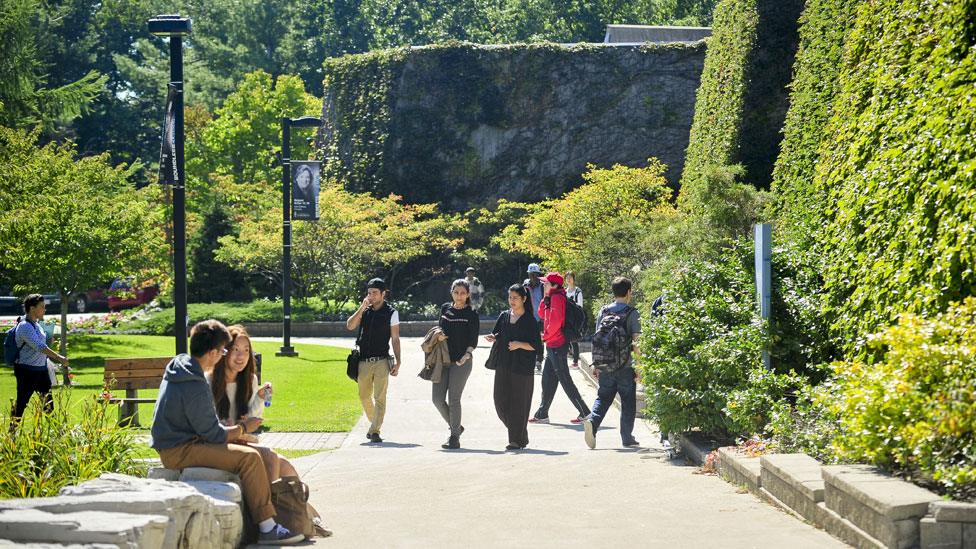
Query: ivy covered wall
679,0,804,191
319,41,706,208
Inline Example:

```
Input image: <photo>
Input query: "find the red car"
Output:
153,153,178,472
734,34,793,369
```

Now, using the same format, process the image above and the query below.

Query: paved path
281,336,847,548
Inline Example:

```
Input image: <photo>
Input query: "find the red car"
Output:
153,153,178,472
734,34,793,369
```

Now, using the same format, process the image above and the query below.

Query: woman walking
10,294,68,428
433,279,480,449
485,284,542,450
565,271,583,369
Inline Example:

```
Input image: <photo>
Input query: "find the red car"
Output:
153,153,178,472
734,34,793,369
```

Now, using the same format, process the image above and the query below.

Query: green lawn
0,335,360,432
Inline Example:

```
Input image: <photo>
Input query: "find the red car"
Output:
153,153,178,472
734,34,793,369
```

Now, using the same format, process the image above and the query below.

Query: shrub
765,378,840,463
0,388,143,499
827,298,976,501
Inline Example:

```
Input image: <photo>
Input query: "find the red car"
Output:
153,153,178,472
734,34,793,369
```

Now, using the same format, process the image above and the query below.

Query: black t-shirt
438,303,480,362
359,303,396,358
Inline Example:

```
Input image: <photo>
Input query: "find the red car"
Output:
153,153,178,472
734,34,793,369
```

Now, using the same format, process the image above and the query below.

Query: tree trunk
59,291,70,386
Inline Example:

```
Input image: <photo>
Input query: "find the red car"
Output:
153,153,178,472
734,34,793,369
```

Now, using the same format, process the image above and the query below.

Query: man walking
151,319,303,545
465,267,485,313
523,263,545,371
529,272,591,424
583,277,642,449
346,278,401,443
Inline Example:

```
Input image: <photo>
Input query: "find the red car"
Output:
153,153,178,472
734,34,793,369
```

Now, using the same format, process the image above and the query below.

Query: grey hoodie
150,354,228,451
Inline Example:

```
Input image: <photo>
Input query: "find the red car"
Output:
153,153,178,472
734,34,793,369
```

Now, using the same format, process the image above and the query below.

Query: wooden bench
104,354,262,426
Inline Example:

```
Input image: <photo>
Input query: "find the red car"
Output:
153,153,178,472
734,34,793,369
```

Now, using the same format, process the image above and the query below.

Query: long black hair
451,278,471,307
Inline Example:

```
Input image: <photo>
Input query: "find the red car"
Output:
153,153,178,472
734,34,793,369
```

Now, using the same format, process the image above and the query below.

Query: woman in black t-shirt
485,284,542,450
434,279,480,449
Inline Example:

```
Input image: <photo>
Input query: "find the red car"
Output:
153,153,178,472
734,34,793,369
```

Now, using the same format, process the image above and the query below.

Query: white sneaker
583,418,595,449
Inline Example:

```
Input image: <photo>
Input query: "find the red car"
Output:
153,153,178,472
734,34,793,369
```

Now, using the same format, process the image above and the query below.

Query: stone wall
320,42,706,209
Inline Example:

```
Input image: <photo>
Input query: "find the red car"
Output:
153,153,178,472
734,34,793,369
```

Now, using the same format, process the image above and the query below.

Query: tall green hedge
679,0,804,193
816,0,976,347
770,0,861,246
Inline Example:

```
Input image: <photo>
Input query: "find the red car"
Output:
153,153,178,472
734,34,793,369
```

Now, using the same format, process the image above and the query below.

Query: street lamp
277,116,321,357
149,14,191,354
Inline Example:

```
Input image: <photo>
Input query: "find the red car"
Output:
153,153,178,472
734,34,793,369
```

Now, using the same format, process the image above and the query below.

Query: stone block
818,502,886,549
760,469,824,527
825,485,920,549
761,453,825,502
822,465,940,521
0,509,167,548
50,473,223,548
920,517,962,549
963,523,976,547
931,501,976,524
717,447,761,492
179,467,241,484
183,481,245,548
147,467,180,481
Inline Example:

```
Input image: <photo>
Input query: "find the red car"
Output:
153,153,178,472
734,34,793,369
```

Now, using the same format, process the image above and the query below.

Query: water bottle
263,385,273,407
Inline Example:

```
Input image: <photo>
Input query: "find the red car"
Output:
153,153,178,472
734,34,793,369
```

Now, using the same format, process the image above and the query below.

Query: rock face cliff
320,42,706,209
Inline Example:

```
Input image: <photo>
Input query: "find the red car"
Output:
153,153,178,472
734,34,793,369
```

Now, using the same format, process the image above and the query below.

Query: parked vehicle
70,286,110,314
107,278,159,312
0,286,60,315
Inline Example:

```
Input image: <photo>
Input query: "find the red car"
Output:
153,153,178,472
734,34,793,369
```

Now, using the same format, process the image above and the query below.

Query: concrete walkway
283,336,847,548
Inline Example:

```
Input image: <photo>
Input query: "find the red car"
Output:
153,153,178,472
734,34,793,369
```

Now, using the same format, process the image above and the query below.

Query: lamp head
148,14,191,36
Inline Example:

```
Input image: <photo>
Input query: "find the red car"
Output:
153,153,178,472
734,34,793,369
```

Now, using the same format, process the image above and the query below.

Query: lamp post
277,116,322,357
149,14,191,354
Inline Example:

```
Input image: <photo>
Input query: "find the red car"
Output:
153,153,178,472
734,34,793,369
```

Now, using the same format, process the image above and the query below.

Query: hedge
679,0,803,193
769,0,861,247
816,0,976,348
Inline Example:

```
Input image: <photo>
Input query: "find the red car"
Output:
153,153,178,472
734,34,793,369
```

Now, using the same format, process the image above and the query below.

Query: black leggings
12,364,53,418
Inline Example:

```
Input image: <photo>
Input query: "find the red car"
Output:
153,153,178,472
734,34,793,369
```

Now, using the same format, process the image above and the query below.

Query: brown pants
158,441,275,523
358,359,390,435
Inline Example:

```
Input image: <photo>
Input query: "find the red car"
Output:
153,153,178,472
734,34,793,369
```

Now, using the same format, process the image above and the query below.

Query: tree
0,127,166,382
216,184,464,312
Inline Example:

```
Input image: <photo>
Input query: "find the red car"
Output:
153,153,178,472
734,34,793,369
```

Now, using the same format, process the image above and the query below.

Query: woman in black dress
485,284,542,450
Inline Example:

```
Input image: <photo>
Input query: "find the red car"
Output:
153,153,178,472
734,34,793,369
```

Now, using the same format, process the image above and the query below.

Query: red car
107,278,160,312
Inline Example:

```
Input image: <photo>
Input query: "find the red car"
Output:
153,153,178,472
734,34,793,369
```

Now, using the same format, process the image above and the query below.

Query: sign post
754,223,772,369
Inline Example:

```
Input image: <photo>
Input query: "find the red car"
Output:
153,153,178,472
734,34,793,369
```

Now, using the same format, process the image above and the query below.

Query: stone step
760,453,825,526
717,447,761,492
0,509,168,548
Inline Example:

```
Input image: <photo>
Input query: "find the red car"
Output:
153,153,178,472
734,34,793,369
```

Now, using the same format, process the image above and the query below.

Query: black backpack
562,298,587,343
591,305,635,372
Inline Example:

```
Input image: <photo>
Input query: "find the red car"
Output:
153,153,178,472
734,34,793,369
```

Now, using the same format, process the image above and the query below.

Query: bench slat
109,379,163,391
104,357,171,372
105,368,167,379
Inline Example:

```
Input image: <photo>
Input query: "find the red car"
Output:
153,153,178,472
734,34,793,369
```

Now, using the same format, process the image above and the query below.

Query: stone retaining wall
0,471,248,548
716,449,970,549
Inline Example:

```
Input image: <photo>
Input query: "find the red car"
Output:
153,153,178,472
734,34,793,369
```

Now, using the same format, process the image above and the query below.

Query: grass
0,335,360,432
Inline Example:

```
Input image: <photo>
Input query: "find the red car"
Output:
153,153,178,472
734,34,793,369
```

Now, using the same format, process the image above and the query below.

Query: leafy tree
0,127,166,382
216,184,464,312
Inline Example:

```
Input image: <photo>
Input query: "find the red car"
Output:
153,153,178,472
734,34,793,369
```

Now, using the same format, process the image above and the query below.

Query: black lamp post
149,14,191,354
277,116,321,357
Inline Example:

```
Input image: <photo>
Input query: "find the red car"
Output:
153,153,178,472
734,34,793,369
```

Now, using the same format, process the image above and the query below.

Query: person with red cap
528,272,591,424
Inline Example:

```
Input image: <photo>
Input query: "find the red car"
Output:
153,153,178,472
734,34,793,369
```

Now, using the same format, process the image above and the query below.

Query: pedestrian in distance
522,263,545,371
151,319,304,545
583,277,642,449
565,271,583,370
464,267,485,313
433,279,480,450
529,272,591,425
8,294,68,428
485,284,542,450
346,278,402,444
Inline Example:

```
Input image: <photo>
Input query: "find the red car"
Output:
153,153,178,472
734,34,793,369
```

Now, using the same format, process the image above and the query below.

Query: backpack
591,305,635,372
3,317,26,367
562,298,587,343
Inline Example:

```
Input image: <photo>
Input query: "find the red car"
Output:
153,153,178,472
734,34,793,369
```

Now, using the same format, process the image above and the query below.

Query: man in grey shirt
583,276,642,449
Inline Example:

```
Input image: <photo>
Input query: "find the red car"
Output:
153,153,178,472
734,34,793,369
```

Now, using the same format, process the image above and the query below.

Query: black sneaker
623,439,640,448
369,432,383,443
505,443,520,451
258,523,304,545
442,435,460,450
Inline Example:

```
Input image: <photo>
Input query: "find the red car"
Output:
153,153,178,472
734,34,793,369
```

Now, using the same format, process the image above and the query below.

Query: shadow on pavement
359,442,422,449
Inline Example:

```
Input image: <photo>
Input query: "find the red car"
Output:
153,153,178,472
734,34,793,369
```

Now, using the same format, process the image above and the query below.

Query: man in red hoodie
529,272,592,424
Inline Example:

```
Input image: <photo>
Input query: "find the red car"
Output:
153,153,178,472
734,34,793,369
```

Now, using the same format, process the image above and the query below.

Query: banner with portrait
291,160,321,221
158,83,180,186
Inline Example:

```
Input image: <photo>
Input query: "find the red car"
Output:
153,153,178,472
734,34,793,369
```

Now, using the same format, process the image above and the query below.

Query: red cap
544,272,564,286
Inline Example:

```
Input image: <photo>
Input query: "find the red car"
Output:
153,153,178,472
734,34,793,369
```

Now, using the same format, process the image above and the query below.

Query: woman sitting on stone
207,324,298,481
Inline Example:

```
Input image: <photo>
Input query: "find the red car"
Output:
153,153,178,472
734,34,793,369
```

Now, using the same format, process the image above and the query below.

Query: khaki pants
158,441,275,523
358,359,390,435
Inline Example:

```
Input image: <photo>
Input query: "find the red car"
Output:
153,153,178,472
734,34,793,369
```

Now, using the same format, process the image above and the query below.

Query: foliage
679,0,803,191
0,127,167,372
188,205,251,302
769,0,861,248
814,0,976,350
216,184,464,312
765,378,840,463
827,298,976,501
0,0,106,130
0,389,143,499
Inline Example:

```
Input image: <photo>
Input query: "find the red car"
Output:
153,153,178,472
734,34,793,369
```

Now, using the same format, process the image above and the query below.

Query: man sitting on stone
150,319,303,545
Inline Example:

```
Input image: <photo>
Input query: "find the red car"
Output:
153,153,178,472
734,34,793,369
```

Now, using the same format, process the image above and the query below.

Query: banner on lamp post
158,83,180,185
291,161,321,221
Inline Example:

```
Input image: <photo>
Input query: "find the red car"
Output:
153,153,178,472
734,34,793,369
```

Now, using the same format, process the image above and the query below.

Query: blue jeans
533,343,590,419
586,366,637,444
